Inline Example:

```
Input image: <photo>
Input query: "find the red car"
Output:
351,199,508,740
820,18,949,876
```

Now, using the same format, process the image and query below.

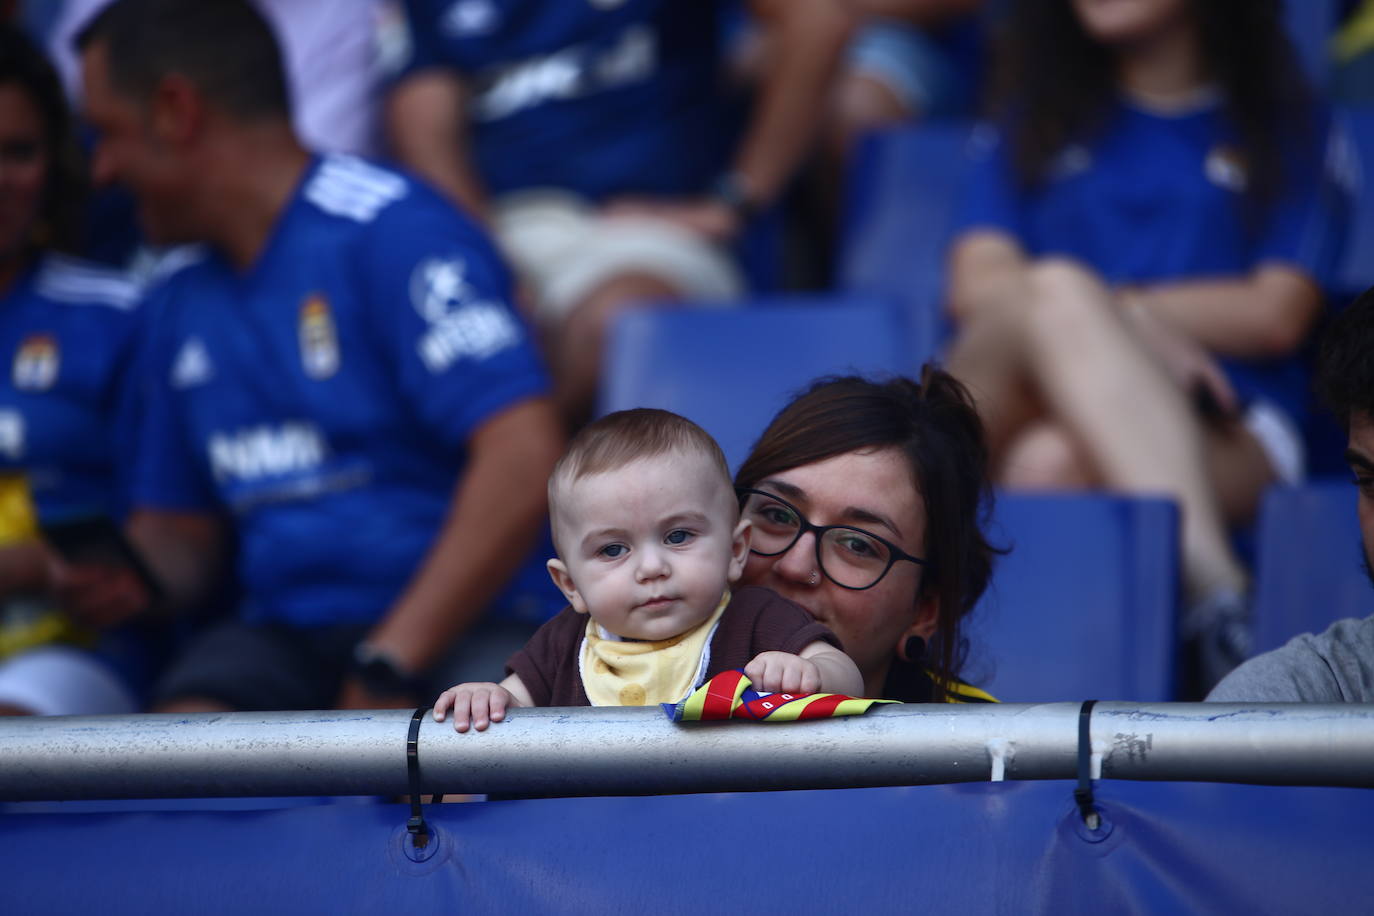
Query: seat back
837,121,976,368
1251,480,1367,654
599,297,910,473
961,492,1180,702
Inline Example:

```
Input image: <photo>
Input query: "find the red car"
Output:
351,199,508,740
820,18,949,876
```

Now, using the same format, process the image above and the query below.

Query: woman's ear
546,559,587,614
726,517,752,584
907,593,940,641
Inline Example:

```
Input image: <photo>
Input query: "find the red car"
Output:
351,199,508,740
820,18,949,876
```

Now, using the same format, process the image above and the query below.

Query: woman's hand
1120,291,1239,420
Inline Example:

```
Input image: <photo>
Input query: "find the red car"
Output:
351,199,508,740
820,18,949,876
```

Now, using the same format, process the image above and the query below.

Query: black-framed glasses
736,487,927,590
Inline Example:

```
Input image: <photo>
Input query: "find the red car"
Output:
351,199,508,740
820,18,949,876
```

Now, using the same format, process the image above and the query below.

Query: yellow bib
580,590,730,706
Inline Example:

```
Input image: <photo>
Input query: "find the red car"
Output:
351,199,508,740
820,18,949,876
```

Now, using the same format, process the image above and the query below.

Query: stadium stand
964,492,1180,702
598,296,913,472
1250,479,1367,655
836,120,974,363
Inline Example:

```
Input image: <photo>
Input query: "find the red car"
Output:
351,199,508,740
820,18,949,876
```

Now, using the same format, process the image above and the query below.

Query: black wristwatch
351,643,427,698
709,171,761,221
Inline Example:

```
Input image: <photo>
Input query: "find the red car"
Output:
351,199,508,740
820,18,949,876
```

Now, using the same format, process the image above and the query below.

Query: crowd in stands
1,0,1371,723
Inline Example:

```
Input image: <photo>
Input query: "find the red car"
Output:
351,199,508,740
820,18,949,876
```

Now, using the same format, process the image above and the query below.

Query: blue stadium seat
598,296,912,473
836,121,976,368
1250,479,1367,654
1333,106,1374,300
961,492,1180,702
1284,0,1338,93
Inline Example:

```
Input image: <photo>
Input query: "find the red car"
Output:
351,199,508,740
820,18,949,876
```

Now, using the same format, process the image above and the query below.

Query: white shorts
1243,399,1305,486
0,645,138,716
492,190,744,322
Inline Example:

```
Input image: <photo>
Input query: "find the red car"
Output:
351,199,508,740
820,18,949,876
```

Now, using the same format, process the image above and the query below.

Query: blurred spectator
1208,284,1374,702
50,0,387,157
0,24,155,715
381,0,856,424
943,0,1348,693
77,0,564,713
1333,0,1374,105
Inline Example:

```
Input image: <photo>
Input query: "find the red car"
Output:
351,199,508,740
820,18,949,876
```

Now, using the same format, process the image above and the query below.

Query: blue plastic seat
1250,479,1367,655
598,296,911,473
1333,106,1374,300
836,120,976,368
1284,0,1338,93
961,492,1180,702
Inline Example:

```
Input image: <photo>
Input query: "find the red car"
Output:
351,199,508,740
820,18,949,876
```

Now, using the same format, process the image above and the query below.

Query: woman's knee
998,423,1098,490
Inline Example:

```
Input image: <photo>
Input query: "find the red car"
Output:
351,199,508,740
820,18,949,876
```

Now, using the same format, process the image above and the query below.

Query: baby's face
548,450,750,641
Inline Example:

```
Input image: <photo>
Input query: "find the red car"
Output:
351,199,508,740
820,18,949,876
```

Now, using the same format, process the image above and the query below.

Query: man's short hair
1317,285,1374,431
76,0,290,120
549,408,732,526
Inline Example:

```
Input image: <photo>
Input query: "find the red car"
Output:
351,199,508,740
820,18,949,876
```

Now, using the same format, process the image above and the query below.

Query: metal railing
2,702,1372,801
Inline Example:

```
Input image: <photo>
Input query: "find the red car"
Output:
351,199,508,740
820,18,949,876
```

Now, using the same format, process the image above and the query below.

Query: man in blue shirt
77,0,564,712
383,0,856,422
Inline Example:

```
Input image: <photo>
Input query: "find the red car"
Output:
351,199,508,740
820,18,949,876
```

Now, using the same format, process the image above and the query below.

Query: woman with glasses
734,369,999,702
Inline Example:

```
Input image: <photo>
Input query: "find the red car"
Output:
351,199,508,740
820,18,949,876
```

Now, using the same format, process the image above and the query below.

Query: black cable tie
1073,699,1101,830
406,706,431,849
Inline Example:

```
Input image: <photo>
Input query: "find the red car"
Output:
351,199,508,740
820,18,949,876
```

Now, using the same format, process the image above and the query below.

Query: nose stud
809,571,819,586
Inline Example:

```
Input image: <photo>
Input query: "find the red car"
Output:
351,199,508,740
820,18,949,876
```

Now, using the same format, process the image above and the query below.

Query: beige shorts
492,190,744,323
1243,399,1305,486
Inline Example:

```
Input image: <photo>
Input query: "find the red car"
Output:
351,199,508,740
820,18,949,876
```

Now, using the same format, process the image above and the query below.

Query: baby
434,408,863,731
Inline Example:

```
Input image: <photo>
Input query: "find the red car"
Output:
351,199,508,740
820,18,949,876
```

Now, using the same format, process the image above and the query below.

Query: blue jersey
383,0,735,200
134,155,553,627
957,99,1350,422
0,255,142,522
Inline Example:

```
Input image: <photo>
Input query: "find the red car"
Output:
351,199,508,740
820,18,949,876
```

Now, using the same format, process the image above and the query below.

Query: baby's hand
744,651,823,695
432,682,516,733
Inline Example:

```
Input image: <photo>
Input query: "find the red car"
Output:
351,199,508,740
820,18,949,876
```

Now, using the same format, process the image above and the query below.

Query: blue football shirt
135,155,554,627
383,0,736,200
0,254,142,522
956,98,1350,422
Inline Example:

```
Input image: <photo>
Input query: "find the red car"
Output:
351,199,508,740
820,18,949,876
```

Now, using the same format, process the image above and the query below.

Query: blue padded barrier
2,781,1371,914
598,297,912,473
1251,479,1366,655
964,493,1179,702
837,120,975,368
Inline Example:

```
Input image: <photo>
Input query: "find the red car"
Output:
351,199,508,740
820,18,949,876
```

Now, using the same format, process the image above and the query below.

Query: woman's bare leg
1014,260,1248,602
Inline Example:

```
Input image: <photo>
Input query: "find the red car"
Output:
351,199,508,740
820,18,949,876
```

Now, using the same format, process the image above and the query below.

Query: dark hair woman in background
0,24,151,715
943,0,1348,691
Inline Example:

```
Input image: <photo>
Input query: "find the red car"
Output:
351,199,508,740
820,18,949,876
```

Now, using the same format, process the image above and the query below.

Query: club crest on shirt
12,334,58,391
298,294,340,380
1204,145,1249,192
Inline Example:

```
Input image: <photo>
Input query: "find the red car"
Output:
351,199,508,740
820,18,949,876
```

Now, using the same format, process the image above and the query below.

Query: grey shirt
1206,614,1374,703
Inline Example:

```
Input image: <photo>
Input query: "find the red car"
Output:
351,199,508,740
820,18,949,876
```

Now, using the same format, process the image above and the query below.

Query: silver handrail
2,703,1371,801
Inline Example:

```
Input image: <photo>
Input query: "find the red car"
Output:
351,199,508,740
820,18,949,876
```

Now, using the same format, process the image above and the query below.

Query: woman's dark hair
1317,285,1374,432
0,24,85,256
734,368,999,699
988,0,1311,210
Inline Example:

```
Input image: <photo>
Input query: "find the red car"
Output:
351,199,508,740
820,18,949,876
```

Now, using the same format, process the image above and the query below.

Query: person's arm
385,71,491,221
609,0,855,240
338,397,563,707
945,230,1032,324
1120,265,1324,360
